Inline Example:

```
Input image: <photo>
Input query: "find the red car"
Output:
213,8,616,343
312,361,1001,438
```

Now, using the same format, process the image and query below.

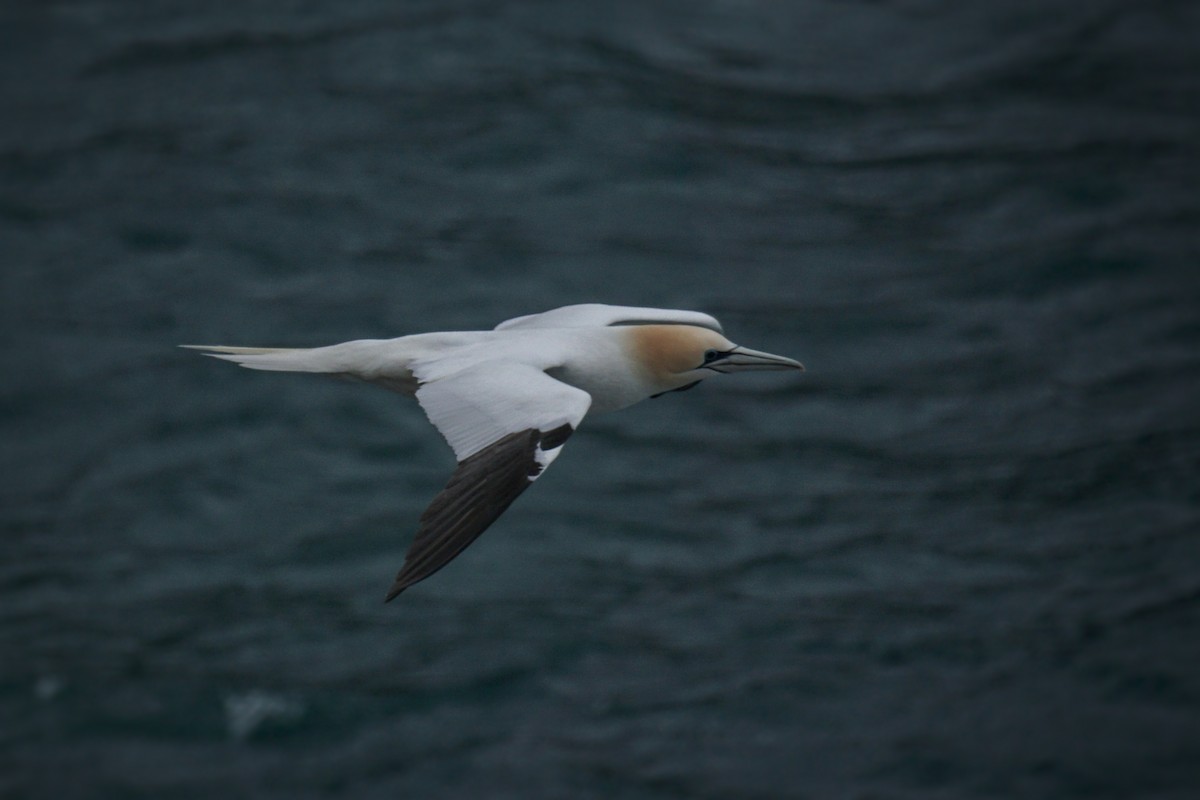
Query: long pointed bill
713,346,805,372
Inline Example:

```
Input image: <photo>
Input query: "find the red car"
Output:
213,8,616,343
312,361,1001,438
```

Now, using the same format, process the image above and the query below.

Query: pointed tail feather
180,344,337,372
182,339,420,395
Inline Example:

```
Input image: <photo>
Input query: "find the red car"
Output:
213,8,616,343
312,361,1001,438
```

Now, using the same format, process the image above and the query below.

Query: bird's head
630,324,804,392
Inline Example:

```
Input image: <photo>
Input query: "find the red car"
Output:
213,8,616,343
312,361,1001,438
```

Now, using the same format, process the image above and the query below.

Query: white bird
184,304,803,600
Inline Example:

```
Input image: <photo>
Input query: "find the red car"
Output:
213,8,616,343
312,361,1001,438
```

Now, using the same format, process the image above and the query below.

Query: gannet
185,304,803,600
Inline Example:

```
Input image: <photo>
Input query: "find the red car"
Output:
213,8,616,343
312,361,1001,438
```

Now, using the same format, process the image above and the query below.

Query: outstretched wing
494,303,723,334
385,362,592,599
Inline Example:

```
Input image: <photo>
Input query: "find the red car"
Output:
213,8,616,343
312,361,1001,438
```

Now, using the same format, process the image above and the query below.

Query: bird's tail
180,340,420,396
180,344,341,373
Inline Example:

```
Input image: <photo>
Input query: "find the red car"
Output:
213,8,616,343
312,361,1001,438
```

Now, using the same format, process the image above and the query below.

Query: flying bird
185,304,803,600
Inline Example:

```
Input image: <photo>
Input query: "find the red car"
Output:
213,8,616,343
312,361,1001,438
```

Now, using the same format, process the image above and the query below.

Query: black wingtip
381,425,578,605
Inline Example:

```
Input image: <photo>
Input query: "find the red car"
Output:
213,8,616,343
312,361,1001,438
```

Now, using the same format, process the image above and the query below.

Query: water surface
3,1,1198,797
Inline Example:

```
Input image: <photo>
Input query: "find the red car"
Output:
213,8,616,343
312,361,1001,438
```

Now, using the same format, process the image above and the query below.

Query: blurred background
2,1,1198,797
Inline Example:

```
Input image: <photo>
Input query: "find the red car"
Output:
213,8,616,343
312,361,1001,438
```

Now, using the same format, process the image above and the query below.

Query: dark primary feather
385,425,573,600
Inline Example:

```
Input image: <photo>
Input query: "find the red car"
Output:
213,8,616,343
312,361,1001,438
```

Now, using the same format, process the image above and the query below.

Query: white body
185,304,803,598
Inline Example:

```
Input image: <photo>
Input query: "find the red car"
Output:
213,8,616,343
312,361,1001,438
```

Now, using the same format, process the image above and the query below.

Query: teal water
3,1,1199,797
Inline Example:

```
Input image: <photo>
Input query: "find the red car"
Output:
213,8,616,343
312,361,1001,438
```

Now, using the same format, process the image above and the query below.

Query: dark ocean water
3,1,1199,797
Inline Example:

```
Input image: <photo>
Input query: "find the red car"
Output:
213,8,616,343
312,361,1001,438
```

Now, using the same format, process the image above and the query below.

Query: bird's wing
494,304,723,334
386,361,592,599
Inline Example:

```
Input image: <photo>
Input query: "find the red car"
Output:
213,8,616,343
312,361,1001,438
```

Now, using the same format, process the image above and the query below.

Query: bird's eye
703,349,720,363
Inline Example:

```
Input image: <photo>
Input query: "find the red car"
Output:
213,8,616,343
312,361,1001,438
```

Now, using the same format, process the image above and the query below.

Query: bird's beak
711,346,805,372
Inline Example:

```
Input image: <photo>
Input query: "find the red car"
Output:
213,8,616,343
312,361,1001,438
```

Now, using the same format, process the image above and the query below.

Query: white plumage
184,304,803,599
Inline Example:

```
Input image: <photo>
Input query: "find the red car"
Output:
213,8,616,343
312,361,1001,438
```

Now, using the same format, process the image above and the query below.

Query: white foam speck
223,690,303,741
